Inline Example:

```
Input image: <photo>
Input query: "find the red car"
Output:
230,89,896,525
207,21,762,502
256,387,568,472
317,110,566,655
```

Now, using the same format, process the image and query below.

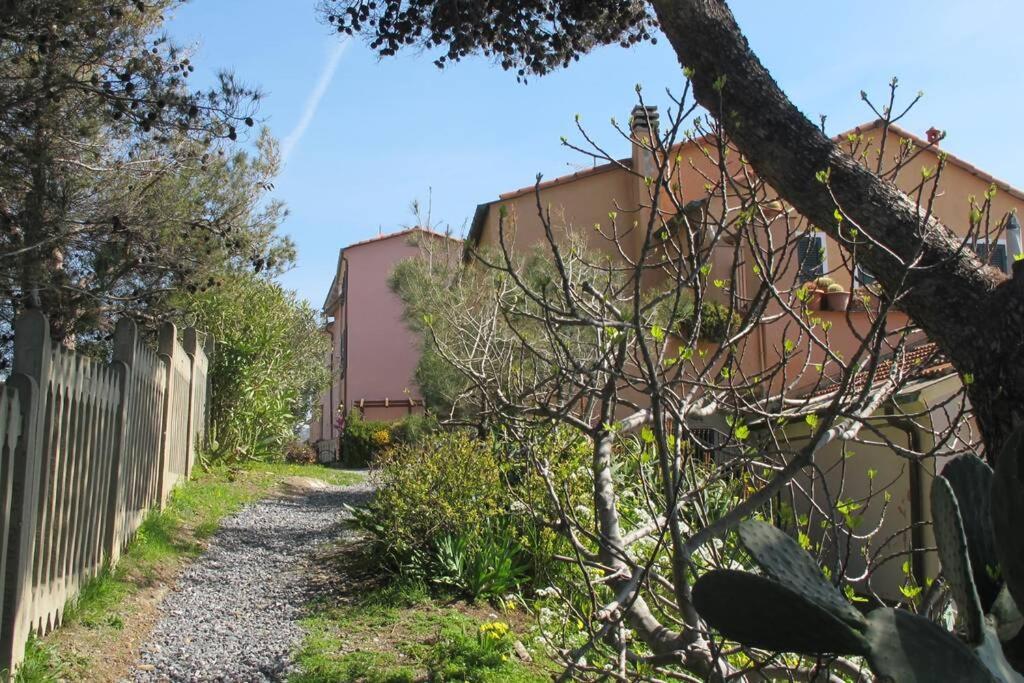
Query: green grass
290,579,553,683
18,460,365,681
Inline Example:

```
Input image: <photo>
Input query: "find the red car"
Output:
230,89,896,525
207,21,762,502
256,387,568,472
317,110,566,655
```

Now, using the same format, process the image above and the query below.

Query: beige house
463,107,1023,597
309,228,459,460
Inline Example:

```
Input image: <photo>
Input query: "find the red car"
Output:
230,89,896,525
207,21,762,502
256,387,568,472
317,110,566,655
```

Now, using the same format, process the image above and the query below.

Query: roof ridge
838,119,1024,202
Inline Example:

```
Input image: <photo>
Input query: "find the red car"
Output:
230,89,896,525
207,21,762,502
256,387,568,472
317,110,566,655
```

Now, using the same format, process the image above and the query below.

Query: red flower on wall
926,127,943,145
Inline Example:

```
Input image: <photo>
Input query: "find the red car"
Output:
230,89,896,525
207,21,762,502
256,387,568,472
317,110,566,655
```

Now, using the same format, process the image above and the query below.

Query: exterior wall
342,235,426,417
820,127,1022,281
360,403,425,422
793,417,933,601
309,324,335,442
473,122,1023,391
478,166,636,260
312,229,456,443
467,116,1021,596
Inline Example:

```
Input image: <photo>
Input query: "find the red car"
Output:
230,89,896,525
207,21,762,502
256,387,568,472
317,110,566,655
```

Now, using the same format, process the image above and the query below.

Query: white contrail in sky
281,39,348,162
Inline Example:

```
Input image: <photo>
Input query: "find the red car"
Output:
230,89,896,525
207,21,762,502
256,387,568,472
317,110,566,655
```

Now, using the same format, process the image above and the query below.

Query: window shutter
797,235,823,281
993,244,1008,273
975,243,1009,274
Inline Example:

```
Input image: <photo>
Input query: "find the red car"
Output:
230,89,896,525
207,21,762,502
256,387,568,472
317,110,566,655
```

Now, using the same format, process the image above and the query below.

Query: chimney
628,105,660,266
630,105,660,179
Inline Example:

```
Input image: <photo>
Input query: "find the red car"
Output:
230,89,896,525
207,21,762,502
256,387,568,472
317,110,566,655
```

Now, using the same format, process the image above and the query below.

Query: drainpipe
884,403,927,587
341,255,350,430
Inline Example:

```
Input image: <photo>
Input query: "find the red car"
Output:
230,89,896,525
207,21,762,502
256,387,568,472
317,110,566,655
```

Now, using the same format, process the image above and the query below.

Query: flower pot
802,288,824,311
825,291,850,311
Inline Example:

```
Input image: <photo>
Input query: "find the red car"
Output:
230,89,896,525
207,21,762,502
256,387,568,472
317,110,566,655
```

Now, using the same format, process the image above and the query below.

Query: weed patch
291,539,555,683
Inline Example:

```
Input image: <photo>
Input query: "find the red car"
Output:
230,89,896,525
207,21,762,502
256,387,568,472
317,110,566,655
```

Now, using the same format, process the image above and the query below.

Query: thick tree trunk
649,0,1021,461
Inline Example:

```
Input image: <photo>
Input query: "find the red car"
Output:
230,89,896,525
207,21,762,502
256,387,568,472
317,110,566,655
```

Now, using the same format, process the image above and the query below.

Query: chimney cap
630,104,659,131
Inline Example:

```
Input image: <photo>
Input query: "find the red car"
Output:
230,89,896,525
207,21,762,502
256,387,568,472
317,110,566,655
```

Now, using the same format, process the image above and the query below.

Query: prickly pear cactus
864,607,998,682
992,426,1024,616
941,453,1000,610
992,586,1024,642
932,474,985,643
738,519,865,628
693,514,1006,681
691,569,868,655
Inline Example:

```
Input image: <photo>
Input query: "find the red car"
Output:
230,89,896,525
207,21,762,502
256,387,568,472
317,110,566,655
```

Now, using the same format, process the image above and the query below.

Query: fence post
0,311,52,673
203,333,215,443
182,329,199,479
104,318,136,564
156,322,177,509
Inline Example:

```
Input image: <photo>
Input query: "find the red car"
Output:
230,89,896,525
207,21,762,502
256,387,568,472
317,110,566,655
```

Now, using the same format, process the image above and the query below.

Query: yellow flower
478,621,510,641
371,429,391,447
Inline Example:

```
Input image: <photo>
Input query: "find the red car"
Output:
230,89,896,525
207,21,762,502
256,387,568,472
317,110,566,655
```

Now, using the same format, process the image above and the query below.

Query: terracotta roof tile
808,341,954,400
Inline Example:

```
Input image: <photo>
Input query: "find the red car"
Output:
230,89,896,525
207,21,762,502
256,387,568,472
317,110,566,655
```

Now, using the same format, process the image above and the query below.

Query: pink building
309,228,458,457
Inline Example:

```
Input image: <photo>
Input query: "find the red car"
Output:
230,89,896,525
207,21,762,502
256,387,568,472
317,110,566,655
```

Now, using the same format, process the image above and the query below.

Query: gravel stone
131,479,372,682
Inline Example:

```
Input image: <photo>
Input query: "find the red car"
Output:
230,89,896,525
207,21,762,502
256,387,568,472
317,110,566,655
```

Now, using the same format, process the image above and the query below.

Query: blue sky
166,1,1024,308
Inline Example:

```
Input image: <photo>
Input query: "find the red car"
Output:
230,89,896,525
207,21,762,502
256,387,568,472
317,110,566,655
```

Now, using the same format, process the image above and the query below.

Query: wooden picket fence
0,311,212,674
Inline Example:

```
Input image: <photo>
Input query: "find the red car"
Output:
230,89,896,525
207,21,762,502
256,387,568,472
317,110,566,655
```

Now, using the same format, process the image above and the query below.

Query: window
797,234,826,282
689,427,728,464
973,240,1008,274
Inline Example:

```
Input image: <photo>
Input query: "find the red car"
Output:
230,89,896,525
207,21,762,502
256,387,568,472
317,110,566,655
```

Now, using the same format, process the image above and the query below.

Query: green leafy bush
354,431,505,569
433,520,529,601
389,413,439,446
342,412,439,467
677,300,743,343
341,413,393,467
179,272,330,462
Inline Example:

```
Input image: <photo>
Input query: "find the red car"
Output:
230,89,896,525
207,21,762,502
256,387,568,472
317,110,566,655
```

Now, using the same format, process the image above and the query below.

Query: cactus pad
692,569,868,655
973,617,1024,682
737,519,865,629
993,426,1024,617
864,607,997,682
991,585,1023,642
932,474,984,643
941,453,1000,610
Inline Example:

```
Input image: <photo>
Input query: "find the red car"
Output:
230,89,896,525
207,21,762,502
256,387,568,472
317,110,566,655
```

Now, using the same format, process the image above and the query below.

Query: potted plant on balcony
824,283,850,311
800,276,834,310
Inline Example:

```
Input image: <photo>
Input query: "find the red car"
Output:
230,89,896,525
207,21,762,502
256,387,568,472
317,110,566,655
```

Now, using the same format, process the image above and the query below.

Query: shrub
354,431,505,569
284,441,317,465
341,413,392,467
389,413,439,446
342,412,440,467
179,272,330,462
681,300,743,343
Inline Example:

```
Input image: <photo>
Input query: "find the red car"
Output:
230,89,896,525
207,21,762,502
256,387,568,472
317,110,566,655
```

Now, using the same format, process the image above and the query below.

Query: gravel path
132,478,372,682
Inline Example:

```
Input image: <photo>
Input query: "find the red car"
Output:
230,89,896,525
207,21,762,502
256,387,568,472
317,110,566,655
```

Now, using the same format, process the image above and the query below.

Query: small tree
397,94,998,678
0,0,283,355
